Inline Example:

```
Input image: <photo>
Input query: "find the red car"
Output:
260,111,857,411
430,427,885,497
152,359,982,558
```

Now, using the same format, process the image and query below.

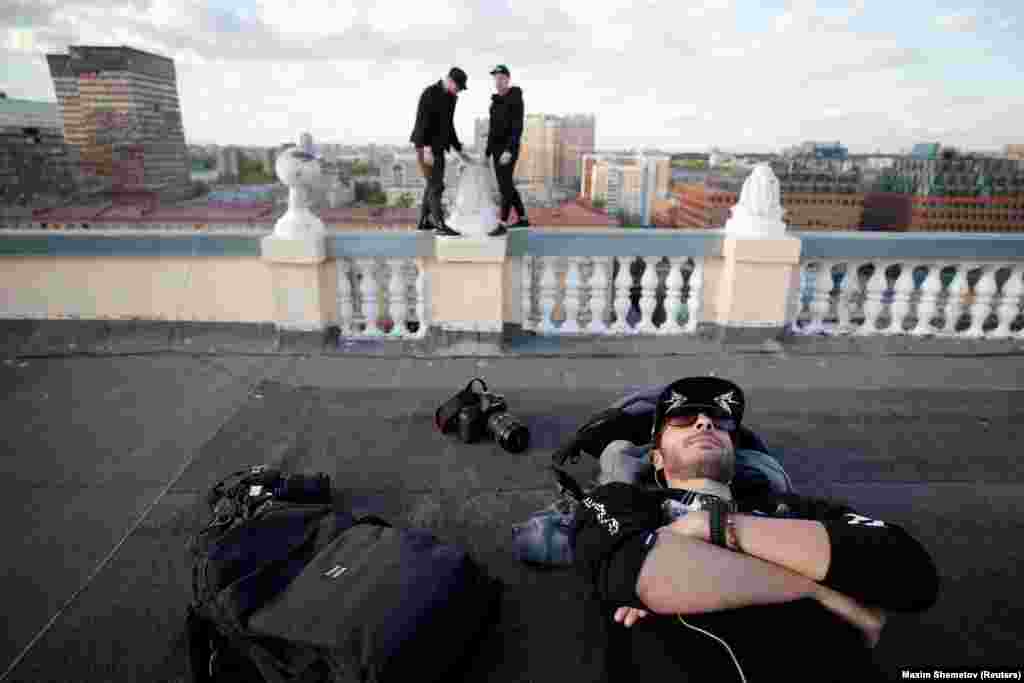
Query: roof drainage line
0,364,264,683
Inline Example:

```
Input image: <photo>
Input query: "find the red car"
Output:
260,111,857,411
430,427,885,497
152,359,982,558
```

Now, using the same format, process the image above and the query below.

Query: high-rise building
216,146,240,181
578,153,669,225
0,97,80,204
510,113,595,189
46,45,190,200
557,114,596,188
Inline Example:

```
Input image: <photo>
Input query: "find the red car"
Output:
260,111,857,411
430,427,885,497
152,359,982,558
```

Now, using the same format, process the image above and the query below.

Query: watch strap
709,501,729,549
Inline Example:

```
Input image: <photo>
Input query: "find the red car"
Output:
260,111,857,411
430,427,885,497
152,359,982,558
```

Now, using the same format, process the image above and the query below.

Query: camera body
457,391,529,453
218,465,332,508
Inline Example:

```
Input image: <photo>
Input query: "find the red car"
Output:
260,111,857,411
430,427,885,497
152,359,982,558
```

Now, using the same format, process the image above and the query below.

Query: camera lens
487,412,530,453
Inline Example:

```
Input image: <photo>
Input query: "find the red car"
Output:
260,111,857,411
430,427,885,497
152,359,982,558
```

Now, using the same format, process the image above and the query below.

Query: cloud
2,0,1021,152
935,11,978,32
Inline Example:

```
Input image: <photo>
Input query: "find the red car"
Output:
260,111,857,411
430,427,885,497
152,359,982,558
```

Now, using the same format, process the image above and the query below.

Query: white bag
448,158,499,237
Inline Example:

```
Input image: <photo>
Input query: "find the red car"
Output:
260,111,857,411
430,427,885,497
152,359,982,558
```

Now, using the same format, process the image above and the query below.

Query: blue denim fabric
512,495,578,566
514,441,793,567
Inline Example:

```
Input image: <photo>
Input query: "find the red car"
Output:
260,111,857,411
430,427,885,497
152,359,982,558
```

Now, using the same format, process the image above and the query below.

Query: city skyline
2,0,1022,153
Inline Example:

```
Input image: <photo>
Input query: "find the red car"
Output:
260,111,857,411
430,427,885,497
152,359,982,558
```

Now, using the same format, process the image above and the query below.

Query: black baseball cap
489,64,510,76
448,67,468,91
651,377,746,441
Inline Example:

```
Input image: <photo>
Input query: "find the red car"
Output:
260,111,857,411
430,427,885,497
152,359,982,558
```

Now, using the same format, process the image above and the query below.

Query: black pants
419,148,447,224
488,150,526,223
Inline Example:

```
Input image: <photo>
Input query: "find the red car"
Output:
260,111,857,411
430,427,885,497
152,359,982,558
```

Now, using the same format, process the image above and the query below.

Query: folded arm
736,495,940,612
635,530,819,615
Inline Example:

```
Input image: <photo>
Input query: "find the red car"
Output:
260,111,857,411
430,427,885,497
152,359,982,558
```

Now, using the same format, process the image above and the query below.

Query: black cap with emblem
651,376,746,442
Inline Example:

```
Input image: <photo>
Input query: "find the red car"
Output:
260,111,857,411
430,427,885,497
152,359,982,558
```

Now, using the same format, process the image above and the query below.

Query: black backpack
186,466,502,683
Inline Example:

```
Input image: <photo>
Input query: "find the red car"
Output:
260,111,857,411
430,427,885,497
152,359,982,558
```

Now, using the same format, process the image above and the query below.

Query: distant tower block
45,45,191,201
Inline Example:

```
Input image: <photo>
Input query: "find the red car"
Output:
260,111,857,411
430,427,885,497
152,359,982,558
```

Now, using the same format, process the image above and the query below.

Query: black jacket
574,483,940,682
486,86,524,158
410,80,463,153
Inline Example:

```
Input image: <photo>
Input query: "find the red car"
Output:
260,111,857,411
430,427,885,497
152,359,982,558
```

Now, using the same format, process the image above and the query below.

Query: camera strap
434,377,488,433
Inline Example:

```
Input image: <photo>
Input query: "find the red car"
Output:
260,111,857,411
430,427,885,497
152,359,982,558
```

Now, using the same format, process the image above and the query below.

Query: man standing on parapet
411,67,473,237
485,64,529,237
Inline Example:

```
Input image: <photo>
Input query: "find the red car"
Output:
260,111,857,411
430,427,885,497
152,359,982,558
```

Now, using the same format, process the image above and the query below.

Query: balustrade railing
791,259,1024,339
522,255,704,335
335,256,429,337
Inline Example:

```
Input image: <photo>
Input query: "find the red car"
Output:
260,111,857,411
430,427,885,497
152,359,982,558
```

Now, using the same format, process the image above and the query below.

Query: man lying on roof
574,376,940,682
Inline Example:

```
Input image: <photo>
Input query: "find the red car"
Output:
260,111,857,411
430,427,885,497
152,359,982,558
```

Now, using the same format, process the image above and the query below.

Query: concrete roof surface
1,335,1022,681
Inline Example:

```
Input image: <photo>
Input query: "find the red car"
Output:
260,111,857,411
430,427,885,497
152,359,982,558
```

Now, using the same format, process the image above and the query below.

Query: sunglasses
663,409,737,433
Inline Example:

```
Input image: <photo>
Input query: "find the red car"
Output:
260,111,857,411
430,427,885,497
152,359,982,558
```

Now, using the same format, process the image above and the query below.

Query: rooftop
0,326,1021,681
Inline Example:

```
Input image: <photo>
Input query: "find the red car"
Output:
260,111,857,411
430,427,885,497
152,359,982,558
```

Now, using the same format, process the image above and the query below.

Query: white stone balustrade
912,265,942,337
538,257,559,335
562,257,583,333
792,257,1024,340
637,257,660,334
521,255,535,333
522,255,704,336
587,257,612,335
335,256,426,338
610,257,634,335
685,259,703,334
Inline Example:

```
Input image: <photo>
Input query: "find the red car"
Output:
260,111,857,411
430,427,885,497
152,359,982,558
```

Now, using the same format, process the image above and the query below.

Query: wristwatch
707,499,730,549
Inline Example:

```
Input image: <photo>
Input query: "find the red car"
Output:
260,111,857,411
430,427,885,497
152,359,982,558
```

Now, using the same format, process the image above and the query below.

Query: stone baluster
834,263,857,335
539,256,559,334
336,257,354,335
885,262,915,335
965,264,998,338
562,257,583,334
387,258,407,337
659,256,686,335
992,265,1023,339
807,261,835,335
685,258,704,333
587,256,612,335
911,265,942,336
942,265,967,335
413,257,429,338
610,257,634,334
856,261,888,336
787,262,809,333
521,256,534,332
355,257,380,336
637,257,660,334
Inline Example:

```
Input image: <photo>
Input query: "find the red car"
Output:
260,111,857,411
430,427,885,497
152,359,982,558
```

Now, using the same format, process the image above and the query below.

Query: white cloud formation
0,0,1020,152
935,11,978,32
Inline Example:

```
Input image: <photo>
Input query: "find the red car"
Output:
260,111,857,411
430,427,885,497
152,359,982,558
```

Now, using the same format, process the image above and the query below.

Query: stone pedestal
714,162,802,341
261,234,333,331
430,229,528,333
260,131,335,331
716,235,802,338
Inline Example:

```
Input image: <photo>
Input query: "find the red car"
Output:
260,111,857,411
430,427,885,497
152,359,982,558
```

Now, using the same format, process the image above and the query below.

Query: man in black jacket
410,67,472,236
484,65,529,237
574,376,940,682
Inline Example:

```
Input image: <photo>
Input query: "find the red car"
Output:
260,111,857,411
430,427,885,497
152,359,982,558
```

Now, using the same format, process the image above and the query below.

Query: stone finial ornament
724,163,788,236
272,132,325,240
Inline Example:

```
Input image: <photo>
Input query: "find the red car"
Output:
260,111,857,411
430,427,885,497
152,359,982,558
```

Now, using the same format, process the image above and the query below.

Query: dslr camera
457,390,530,454
208,464,332,515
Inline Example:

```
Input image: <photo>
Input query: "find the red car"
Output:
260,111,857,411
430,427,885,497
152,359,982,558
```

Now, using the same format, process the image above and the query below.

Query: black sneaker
416,216,433,231
488,223,509,237
434,223,462,237
510,218,530,228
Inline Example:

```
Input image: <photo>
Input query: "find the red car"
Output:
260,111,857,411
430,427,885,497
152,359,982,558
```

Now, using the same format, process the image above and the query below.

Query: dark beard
665,450,736,484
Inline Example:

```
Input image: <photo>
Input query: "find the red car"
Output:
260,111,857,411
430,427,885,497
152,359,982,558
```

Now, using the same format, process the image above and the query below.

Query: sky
1,0,1022,153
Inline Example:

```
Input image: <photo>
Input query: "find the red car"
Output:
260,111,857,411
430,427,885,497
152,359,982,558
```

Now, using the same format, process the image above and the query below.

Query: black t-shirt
574,483,939,682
